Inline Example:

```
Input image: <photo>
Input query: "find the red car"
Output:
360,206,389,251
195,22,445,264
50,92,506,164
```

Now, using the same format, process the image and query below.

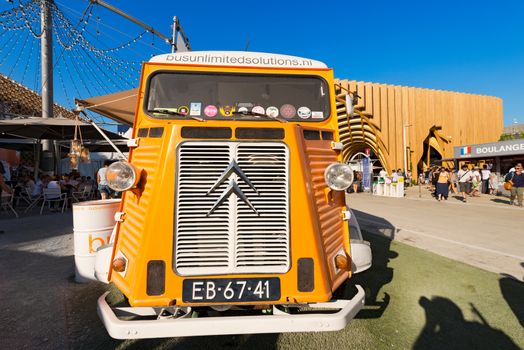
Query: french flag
460,146,471,155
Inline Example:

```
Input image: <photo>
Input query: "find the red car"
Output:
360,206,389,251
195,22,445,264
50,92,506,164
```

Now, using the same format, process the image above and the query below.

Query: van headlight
324,162,354,191
107,161,139,192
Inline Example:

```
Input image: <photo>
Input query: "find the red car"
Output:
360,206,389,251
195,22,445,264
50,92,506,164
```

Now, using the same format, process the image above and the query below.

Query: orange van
97,51,365,339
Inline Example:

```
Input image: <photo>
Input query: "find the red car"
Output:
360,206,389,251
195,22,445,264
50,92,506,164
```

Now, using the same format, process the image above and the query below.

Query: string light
0,0,164,112
7,29,30,78
20,33,37,84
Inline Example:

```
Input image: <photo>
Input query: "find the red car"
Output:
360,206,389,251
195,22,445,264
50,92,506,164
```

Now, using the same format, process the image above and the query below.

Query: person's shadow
499,263,524,328
413,296,520,350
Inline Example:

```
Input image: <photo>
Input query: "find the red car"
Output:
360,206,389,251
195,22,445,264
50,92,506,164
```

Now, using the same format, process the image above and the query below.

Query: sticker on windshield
311,111,324,119
190,102,201,116
238,106,249,113
252,106,265,115
220,105,236,117
237,102,254,110
204,105,218,117
280,104,296,119
178,106,189,115
266,106,279,118
297,106,311,119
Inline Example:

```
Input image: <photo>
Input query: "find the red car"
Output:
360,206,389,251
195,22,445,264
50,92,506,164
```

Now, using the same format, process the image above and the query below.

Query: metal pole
403,125,407,174
403,124,412,174
79,111,127,160
41,0,54,172
171,16,177,53
41,0,53,121
90,0,171,44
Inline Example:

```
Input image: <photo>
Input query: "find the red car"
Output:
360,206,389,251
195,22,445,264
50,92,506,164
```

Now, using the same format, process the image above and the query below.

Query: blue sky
121,0,523,127
1,0,523,126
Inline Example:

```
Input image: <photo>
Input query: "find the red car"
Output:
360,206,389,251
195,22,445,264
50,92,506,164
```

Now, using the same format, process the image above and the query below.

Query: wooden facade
335,80,503,177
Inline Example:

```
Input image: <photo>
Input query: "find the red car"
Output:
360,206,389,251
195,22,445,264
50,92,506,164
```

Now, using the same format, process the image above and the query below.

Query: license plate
182,278,280,303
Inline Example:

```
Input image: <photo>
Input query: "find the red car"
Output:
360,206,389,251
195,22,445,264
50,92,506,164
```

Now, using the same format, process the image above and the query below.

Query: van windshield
145,72,330,122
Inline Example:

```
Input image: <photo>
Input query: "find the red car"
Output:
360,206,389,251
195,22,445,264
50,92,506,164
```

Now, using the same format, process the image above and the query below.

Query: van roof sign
149,51,328,69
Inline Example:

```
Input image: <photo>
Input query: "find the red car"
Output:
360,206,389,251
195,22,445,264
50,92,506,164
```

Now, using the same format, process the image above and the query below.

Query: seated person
0,172,13,196
31,175,43,199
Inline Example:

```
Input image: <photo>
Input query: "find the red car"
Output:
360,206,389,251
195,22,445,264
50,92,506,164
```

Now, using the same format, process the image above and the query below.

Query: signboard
149,52,327,69
362,156,370,189
454,139,524,159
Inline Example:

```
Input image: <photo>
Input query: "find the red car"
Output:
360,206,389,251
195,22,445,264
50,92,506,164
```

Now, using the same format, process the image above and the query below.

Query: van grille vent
175,141,290,276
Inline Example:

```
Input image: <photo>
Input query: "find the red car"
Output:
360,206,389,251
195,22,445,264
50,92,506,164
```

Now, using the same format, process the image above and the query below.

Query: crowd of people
0,159,117,214
420,163,523,205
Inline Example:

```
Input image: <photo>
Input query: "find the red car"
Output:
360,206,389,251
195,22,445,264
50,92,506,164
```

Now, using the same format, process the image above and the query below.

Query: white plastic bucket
73,199,120,283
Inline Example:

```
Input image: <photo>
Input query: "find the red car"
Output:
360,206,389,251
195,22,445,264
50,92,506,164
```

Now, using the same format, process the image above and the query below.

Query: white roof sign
149,51,328,69
454,139,524,158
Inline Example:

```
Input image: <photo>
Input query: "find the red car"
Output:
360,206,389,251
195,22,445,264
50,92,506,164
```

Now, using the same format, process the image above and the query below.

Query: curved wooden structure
335,80,503,177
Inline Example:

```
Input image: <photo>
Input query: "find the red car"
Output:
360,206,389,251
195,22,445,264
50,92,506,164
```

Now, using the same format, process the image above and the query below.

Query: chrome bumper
97,285,365,339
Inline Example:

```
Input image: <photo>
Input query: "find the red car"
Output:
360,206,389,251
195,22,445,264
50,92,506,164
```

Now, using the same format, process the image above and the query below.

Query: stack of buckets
72,199,121,283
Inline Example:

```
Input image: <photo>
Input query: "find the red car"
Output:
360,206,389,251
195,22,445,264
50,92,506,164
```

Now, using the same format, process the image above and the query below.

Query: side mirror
345,94,354,118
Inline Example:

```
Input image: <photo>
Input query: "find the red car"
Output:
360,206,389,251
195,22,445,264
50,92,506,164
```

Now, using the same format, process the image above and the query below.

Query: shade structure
75,89,138,126
0,117,124,140
0,137,38,151
55,139,128,153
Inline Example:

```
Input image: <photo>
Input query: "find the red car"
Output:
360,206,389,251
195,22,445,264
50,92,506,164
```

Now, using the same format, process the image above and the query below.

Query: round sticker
178,106,189,115
252,106,265,115
238,106,249,114
266,106,279,118
220,105,235,117
297,106,312,119
204,105,218,117
280,104,296,119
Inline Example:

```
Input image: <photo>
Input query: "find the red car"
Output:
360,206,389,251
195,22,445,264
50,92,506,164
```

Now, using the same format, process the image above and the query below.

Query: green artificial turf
277,232,524,350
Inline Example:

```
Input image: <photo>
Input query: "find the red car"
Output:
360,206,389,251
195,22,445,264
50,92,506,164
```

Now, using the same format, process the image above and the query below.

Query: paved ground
0,195,523,349
347,185,524,281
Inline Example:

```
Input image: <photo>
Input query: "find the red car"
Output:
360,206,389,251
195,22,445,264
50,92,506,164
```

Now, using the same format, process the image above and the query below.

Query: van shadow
66,276,279,350
111,331,279,350
413,296,520,350
334,209,397,319
154,333,280,350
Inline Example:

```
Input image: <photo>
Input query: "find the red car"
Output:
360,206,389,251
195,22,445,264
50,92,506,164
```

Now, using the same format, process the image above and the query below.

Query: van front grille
175,141,290,276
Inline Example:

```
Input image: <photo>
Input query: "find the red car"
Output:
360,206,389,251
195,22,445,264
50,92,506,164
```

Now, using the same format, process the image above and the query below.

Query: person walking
489,172,500,195
431,167,440,196
457,165,472,203
508,165,524,207
97,160,112,200
436,168,450,201
392,169,399,183
471,166,481,197
406,170,412,187
449,169,458,194
481,164,491,194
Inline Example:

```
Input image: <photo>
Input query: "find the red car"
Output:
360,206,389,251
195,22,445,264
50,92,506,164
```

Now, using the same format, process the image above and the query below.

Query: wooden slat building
335,80,503,177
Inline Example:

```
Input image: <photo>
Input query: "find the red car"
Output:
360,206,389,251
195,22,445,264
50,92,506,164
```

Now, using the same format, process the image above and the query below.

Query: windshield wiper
232,110,287,123
148,109,205,122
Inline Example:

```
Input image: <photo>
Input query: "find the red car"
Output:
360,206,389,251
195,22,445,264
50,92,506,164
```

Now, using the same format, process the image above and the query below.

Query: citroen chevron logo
206,161,259,217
